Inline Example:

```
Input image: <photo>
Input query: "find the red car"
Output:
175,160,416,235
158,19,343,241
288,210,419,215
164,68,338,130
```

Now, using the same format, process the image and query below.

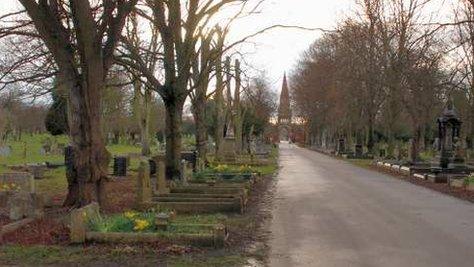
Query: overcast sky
0,0,357,94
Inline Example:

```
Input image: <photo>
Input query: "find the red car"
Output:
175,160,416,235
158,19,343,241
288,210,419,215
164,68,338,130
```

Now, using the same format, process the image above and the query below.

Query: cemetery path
268,142,474,267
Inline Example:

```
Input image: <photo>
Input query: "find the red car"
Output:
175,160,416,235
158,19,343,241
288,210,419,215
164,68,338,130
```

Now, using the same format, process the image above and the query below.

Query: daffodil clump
213,164,231,173
0,182,20,192
239,165,254,174
89,210,155,233
133,219,151,231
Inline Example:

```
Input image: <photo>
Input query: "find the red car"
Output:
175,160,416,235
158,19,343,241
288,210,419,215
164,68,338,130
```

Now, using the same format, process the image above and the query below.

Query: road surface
269,143,474,267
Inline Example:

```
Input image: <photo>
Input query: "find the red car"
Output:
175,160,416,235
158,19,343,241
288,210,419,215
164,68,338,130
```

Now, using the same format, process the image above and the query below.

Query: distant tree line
291,0,474,161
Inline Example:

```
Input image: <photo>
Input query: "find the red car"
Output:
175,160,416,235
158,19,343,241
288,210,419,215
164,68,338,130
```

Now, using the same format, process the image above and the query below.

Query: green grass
346,158,373,169
0,245,249,266
0,134,149,196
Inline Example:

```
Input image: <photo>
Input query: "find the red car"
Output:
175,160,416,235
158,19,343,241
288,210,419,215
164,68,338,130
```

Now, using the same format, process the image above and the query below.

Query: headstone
180,160,189,185
26,164,47,179
136,160,151,207
156,160,170,195
338,139,346,154
7,192,43,220
113,156,128,177
0,172,35,193
181,151,197,172
0,145,12,157
149,159,157,176
220,137,236,162
39,147,46,156
70,202,100,243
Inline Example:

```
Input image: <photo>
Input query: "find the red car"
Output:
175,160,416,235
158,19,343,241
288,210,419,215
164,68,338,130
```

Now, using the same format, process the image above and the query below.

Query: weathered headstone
0,145,12,157
181,151,197,172
338,139,346,154
156,160,170,195
26,164,47,179
180,160,189,185
113,156,128,177
0,172,35,193
136,160,151,207
70,202,100,243
149,159,157,176
7,192,44,220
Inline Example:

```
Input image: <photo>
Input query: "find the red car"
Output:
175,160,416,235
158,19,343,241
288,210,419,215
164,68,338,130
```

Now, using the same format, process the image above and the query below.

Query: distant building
278,73,292,141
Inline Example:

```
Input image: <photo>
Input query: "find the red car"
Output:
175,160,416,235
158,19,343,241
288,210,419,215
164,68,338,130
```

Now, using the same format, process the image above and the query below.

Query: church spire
278,72,291,124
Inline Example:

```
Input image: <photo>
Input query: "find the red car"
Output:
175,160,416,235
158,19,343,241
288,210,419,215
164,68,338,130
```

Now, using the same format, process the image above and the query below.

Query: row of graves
376,104,474,191
73,132,275,248
1,123,275,248
311,139,374,160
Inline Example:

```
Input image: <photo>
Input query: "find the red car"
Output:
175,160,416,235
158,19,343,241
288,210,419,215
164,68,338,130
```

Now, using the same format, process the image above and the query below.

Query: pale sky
225,0,354,91
0,0,357,94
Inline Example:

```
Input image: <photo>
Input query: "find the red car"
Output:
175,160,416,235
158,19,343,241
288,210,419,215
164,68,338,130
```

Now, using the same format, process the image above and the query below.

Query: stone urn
155,212,170,231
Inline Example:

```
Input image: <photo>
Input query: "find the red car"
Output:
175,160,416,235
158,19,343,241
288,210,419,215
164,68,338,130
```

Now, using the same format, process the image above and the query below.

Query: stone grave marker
113,156,128,177
0,145,12,157
149,159,157,176
0,172,35,193
136,160,152,207
156,160,170,195
181,151,197,172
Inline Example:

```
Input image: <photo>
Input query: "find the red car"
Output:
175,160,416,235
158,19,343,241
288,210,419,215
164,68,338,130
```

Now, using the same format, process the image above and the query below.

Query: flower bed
71,204,228,248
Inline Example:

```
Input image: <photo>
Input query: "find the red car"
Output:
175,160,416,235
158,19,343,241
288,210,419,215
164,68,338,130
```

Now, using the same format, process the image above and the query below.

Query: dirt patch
224,174,277,264
0,214,12,227
1,218,69,245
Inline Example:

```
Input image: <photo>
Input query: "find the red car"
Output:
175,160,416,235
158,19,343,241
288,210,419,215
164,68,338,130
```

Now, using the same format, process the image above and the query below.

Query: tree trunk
193,100,207,169
410,123,422,163
63,77,110,208
164,98,185,180
367,116,375,153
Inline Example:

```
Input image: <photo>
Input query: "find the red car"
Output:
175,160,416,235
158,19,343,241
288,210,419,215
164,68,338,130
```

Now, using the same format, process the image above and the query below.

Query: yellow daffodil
133,219,150,231
124,211,138,219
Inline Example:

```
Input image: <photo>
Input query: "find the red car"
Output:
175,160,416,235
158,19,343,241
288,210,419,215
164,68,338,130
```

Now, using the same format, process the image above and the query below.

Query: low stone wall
69,203,227,248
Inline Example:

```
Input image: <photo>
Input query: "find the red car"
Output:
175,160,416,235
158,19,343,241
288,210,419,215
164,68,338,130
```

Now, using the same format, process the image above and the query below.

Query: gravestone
181,151,197,172
355,144,363,158
180,160,187,185
113,156,128,177
7,192,44,220
156,160,170,195
0,172,35,193
0,172,41,220
26,164,47,179
436,102,463,169
136,160,151,207
0,145,12,157
338,139,346,154
149,159,157,176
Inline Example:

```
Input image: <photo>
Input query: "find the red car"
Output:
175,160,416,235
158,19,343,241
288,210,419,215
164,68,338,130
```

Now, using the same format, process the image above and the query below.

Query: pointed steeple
278,73,291,124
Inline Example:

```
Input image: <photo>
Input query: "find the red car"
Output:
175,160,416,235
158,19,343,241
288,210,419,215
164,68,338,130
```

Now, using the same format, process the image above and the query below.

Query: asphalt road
269,142,474,267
